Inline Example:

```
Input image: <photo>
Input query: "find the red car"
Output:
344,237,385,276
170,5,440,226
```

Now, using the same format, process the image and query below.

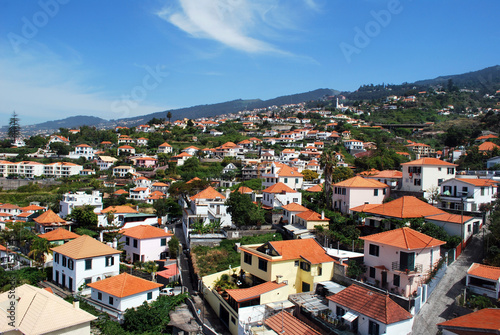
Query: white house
262,182,302,209
117,145,136,155
466,263,500,299
128,187,151,201
70,144,95,160
87,273,161,320
96,156,118,170
182,146,200,156
119,225,173,263
360,227,445,297
332,176,389,214
327,284,413,335
261,162,304,190
98,205,139,228
51,235,121,294
400,158,457,199
59,191,103,218
170,152,192,166
157,142,173,154
112,166,136,177
440,178,497,212
438,308,500,335
344,139,364,152
183,186,232,229
43,162,83,178
136,137,148,146
49,135,70,145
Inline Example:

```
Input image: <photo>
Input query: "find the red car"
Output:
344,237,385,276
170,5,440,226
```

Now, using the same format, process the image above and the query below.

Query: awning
342,311,359,322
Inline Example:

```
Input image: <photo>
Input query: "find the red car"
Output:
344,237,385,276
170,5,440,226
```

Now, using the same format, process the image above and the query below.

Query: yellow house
239,239,335,295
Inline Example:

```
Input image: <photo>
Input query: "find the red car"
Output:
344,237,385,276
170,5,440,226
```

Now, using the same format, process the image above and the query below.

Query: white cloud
157,0,319,54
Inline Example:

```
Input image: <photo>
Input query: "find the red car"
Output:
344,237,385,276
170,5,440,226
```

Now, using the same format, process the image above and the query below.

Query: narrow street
412,227,487,335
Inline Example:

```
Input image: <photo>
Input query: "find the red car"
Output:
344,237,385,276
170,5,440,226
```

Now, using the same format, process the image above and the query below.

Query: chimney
164,227,170,234
321,211,325,220
276,275,282,284
73,301,79,309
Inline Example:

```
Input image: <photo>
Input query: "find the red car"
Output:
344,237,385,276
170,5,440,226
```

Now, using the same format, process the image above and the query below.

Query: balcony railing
392,261,423,274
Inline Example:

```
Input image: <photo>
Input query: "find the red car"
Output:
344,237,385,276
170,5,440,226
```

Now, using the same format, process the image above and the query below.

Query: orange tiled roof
262,182,297,194
437,308,500,331
186,177,202,184
114,189,128,195
20,204,45,212
0,203,21,210
281,203,309,212
296,209,328,221
51,235,121,259
156,264,179,279
190,186,225,200
152,182,168,187
351,196,445,218
401,158,457,166
478,141,500,152
118,145,135,149
269,239,334,264
476,134,498,140
265,311,321,335
16,212,33,218
425,212,474,224
33,210,66,224
226,281,286,303
276,164,303,178
131,187,148,192
327,284,413,324
119,225,172,239
360,227,445,250
38,228,80,241
232,186,253,194
369,170,403,179
467,263,500,281
334,176,388,188
87,273,161,297
455,178,497,187
101,205,138,214
305,183,323,192
159,142,171,147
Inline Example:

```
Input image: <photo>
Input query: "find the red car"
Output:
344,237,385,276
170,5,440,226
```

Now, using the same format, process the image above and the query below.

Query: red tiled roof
437,308,500,332
226,281,286,303
327,284,413,324
119,225,172,239
232,186,253,194
425,212,474,224
38,228,80,241
262,182,297,194
87,273,161,298
467,263,500,281
368,170,403,179
334,176,388,188
296,209,328,221
114,189,128,195
33,210,66,224
265,311,321,335
360,227,445,250
269,239,334,264
101,205,138,214
20,205,45,212
118,145,135,149
351,196,445,218
478,141,500,152
401,158,457,166
51,235,121,259
281,203,309,212
305,183,323,192
349,203,381,212
455,178,497,187
156,264,179,279
190,186,225,200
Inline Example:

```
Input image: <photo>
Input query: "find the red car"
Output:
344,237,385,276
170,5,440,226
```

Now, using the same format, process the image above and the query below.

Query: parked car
160,287,181,296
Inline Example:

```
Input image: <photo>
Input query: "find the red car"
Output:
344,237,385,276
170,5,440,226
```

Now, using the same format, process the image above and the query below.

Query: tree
153,198,182,220
168,235,180,258
28,236,51,264
302,169,319,181
167,111,172,125
49,142,70,155
69,205,98,230
225,192,265,227
8,111,21,143
319,148,337,208
331,166,354,183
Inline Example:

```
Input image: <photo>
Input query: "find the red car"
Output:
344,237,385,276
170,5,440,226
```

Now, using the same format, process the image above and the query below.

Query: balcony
392,261,423,274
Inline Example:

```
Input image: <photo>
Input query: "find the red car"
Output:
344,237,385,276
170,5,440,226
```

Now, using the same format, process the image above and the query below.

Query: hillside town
0,86,500,335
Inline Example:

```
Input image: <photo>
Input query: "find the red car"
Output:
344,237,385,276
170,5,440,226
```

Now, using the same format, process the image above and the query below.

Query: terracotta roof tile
368,170,403,179
226,281,286,303
33,210,66,224
232,186,253,194
334,176,388,188
190,186,225,200
262,182,297,194
437,308,500,332
327,284,413,324
467,263,500,281
119,225,172,239
479,141,500,151
455,178,498,187
114,189,128,195
101,205,138,214
305,183,323,192
296,209,328,221
360,227,445,250
38,228,80,241
20,204,45,211
269,239,334,264
351,196,445,218
87,273,161,298
156,264,179,279
265,311,321,335
401,158,457,166
51,235,121,259
425,212,474,224
281,203,309,212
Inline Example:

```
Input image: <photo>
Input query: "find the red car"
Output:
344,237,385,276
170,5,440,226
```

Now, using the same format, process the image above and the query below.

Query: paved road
412,228,486,335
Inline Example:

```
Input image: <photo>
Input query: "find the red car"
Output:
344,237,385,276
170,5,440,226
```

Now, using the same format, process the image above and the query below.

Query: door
62,274,66,288
381,271,387,288
400,252,415,272
68,277,73,291
133,253,140,263
302,282,311,293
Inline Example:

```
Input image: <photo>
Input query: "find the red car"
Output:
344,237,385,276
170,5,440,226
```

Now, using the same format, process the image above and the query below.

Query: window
438,179,444,185
300,261,311,272
109,296,113,305
231,316,236,324
161,238,166,246
244,252,252,265
147,292,153,300
125,237,130,245
336,306,345,317
374,189,379,196
54,253,59,264
55,271,59,284
369,244,379,257
383,188,386,195
294,260,299,267
293,198,299,203
414,179,421,186
85,259,92,270
295,178,299,184
438,167,442,171
97,292,102,300
84,277,91,285
481,187,485,196
68,259,74,270
284,178,288,183
468,224,471,232
258,258,268,272
393,274,400,287
106,256,114,267
342,188,346,195
462,186,468,194
369,320,380,335
447,168,455,174
62,256,67,267
302,282,311,292
369,267,376,278
133,239,138,248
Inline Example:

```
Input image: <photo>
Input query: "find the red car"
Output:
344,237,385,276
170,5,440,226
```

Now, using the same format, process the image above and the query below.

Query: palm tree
28,236,52,265
166,111,172,127
320,148,338,209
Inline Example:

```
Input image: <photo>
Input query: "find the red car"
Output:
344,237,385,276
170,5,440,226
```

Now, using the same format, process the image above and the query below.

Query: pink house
360,227,445,297
332,176,389,214
119,225,173,263
133,156,157,168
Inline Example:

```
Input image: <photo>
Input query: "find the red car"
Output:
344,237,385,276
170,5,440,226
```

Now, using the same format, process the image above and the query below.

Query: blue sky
0,0,499,126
